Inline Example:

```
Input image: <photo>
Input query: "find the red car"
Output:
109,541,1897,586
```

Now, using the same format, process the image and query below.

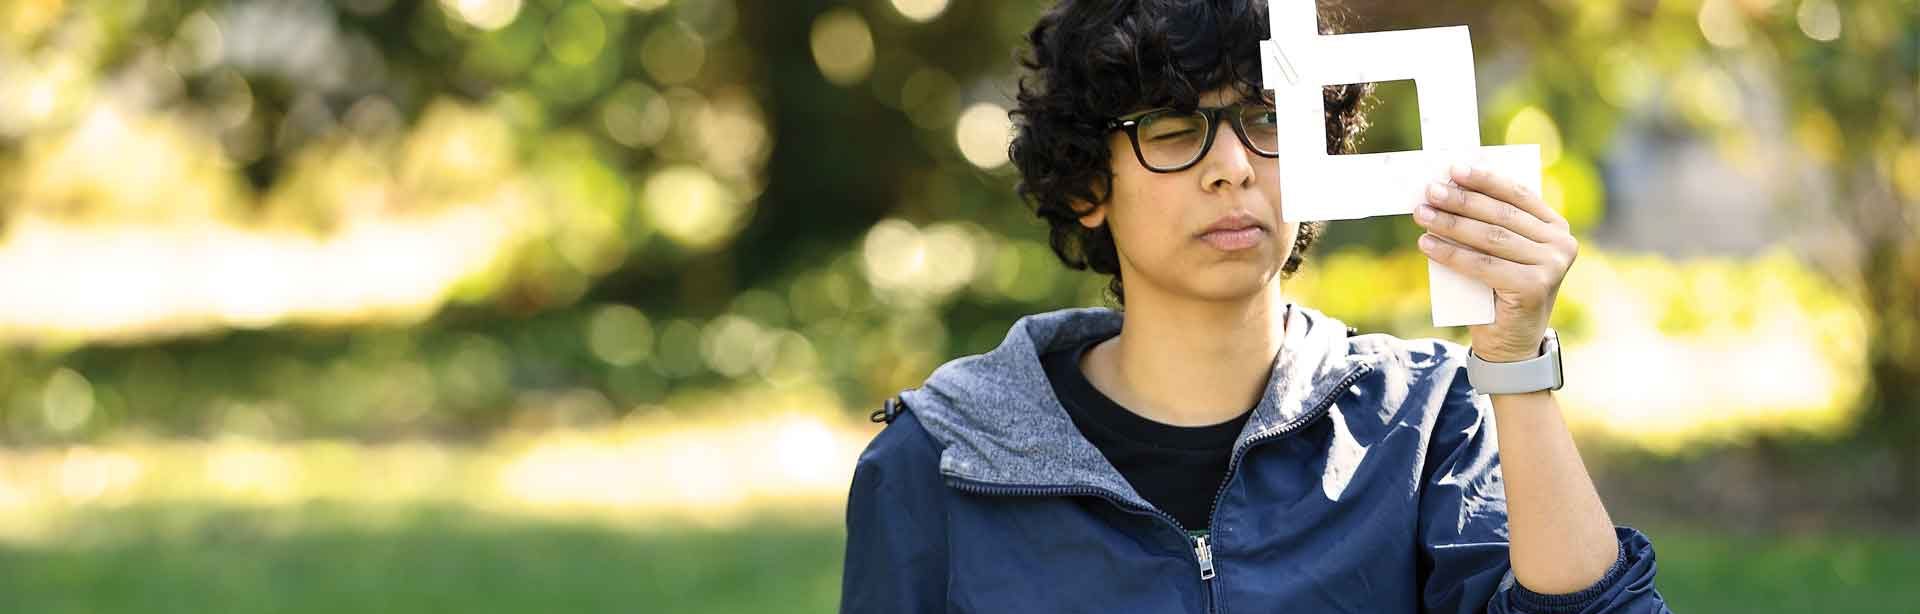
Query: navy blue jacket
842,306,1670,613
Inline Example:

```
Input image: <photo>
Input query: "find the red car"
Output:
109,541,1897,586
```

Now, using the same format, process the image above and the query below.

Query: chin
1183,270,1283,302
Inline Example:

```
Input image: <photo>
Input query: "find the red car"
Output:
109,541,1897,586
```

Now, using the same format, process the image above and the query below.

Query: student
841,1,1670,612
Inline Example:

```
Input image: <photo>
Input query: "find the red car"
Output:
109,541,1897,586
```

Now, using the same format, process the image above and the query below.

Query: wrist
1465,329,1564,395
1474,328,1551,362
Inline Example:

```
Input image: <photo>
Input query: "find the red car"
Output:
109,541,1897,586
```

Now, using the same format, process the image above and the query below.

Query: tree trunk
1858,237,1920,516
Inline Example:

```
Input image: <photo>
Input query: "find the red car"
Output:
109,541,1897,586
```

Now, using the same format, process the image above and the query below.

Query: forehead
1198,88,1244,107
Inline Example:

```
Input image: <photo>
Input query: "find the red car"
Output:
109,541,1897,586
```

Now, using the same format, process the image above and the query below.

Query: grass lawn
1640,527,1920,613
0,504,844,614
0,505,1913,613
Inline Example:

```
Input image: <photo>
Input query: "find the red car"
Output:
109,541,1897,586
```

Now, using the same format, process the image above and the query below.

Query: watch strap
1465,330,1564,395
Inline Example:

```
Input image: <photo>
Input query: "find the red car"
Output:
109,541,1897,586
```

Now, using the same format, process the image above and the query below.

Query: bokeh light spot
440,0,522,31
586,304,655,367
42,368,96,434
545,4,608,66
701,315,767,378
1697,0,1750,48
889,0,949,23
811,8,875,86
857,219,980,301
1505,106,1563,167
642,165,748,252
862,219,924,294
601,82,671,149
954,102,1012,170
756,331,820,386
1796,0,1842,42
640,22,705,85
694,88,771,179
1595,47,1654,109
655,319,707,378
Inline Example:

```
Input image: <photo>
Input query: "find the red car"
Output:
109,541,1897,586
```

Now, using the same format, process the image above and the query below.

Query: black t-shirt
1040,333,1252,533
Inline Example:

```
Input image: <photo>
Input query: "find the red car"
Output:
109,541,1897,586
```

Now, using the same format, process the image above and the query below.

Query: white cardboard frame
1261,1,1541,327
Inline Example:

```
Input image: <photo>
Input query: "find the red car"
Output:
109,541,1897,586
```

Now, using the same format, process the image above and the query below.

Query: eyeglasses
1106,103,1280,173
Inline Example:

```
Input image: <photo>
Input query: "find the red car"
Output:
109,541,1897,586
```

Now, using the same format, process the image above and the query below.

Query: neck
1080,285,1291,427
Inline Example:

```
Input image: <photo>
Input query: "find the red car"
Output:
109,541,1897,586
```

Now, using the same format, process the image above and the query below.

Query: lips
1199,228,1262,251
1198,223,1266,251
1192,210,1270,251
1198,212,1266,236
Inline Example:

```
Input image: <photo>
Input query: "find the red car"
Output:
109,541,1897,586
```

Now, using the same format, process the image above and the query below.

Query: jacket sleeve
1416,351,1672,614
840,409,949,614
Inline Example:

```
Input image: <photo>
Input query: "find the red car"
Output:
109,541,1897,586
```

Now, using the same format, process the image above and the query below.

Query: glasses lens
1134,110,1208,170
1238,104,1279,154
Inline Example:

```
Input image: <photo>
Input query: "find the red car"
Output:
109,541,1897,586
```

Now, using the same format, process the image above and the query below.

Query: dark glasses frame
1106,103,1281,173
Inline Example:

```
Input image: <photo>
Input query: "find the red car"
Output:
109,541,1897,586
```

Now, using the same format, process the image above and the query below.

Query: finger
1414,203,1551,265
1417,232,1536,290
1449,163,1568,229
1426,182,1559,244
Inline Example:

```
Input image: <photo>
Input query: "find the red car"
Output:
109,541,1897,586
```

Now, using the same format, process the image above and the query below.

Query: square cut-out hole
1313,80,1432,253
1326,79,1421,155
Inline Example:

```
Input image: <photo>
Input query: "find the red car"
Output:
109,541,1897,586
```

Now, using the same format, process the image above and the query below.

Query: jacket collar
899,303,1375,510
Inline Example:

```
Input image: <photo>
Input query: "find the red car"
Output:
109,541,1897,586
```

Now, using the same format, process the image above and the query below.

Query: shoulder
1342,331,1490,435
1345,331,1473,385
1293,304,1469,385
852,403,947,491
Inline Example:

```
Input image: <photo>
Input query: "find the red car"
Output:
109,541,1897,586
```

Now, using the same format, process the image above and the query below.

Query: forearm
1488,389,1619,595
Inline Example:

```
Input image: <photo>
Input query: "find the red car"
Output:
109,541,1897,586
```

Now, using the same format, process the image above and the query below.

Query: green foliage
0,0,1912,452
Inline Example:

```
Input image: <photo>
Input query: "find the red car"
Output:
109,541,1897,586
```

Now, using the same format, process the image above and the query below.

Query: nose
1199,117,1256,192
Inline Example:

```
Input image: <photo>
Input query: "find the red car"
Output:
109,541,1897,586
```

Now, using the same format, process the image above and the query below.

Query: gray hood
898,303,1377,511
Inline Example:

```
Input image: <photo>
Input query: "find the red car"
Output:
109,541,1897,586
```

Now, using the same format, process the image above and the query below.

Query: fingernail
1419,234,1437,250
1427,183,1448,202
1450,163,1472,179
1414,205,1435,222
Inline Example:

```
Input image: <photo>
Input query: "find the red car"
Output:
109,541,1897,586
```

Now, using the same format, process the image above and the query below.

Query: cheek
1257,163,1285,218
1274,223,1300,252
1105,151,1178,233
1106,187,1203,270
1109,178,1176,249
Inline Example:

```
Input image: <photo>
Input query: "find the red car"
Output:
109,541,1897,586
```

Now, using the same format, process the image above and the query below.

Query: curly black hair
1009,0,1373,306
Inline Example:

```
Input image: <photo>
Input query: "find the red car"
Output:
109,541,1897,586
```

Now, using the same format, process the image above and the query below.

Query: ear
1073,199,1108,230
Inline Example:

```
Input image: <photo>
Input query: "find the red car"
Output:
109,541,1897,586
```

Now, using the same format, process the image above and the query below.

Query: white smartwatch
1465,328,1564,395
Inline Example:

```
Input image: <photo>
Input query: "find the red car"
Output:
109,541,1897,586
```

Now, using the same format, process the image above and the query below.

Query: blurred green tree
0,0,1912,512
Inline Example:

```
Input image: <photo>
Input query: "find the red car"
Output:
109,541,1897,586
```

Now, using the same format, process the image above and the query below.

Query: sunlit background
0,0,1915,611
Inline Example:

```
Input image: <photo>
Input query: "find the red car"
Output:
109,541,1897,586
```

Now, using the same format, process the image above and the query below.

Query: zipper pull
1192,535,1216,580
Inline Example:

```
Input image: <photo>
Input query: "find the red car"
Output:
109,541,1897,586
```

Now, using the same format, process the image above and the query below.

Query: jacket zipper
1193,534,1216,580
1193,361,1371,614
944,361,1373,614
